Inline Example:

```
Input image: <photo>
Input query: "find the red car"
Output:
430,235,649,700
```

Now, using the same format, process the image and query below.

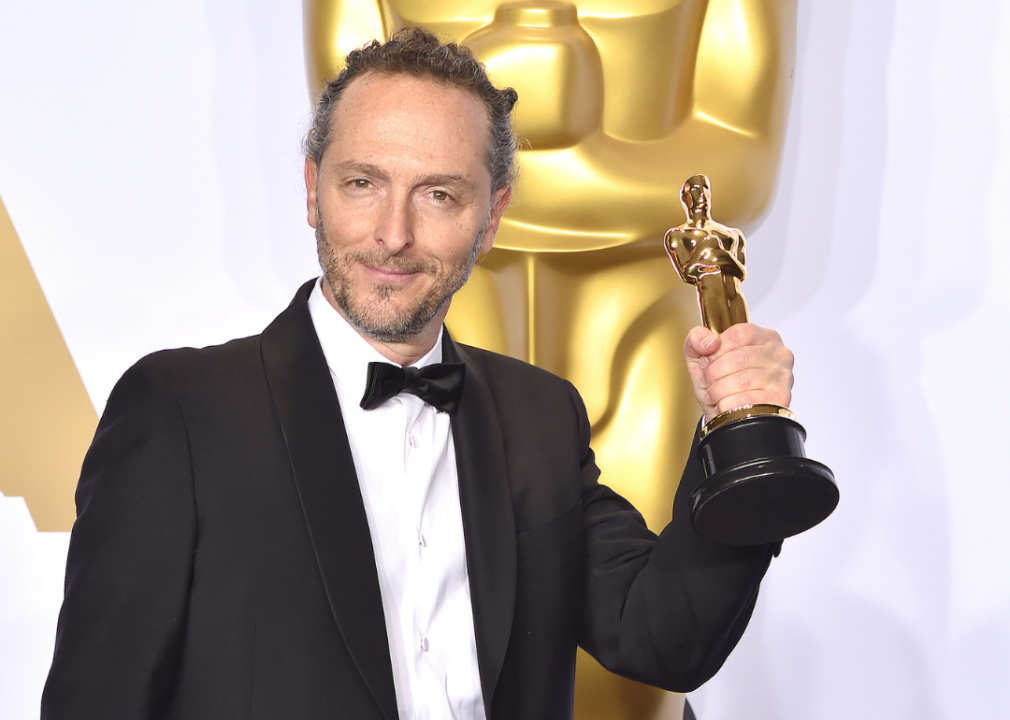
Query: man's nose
375,194,414,253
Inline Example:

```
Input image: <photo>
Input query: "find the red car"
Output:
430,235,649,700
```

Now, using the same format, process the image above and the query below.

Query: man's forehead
321,70,494,185
334,71,489,128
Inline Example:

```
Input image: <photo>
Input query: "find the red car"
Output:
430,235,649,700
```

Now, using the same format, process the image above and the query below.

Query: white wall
1,1,1008,718
694,2,1010,718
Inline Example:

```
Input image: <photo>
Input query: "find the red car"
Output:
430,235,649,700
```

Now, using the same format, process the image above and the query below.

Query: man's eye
432,190,451,202
350,178,370,189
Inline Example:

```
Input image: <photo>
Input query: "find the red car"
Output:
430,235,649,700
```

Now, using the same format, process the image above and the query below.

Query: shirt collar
307,278,444,404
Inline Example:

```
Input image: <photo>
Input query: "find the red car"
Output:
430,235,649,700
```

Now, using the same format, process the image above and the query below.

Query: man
43,29,794,720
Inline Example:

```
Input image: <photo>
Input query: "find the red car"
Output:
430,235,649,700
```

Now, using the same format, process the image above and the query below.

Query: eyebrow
335,161,476,192
420,173,476,191
335,161,391,182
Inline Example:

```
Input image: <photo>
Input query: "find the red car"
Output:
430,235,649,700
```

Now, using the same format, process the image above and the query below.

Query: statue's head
680,174,712,220
304,27,520,192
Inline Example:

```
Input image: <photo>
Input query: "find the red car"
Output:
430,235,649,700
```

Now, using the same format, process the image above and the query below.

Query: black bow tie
360,361,466,414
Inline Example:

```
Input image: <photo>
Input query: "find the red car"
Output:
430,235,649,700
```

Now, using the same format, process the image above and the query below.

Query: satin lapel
444,333,517,716
260,282,397,720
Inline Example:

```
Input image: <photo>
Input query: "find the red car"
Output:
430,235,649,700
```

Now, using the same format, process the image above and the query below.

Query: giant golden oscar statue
323,1,798,717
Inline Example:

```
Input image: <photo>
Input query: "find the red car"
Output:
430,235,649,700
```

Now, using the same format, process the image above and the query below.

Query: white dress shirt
308,280,486,720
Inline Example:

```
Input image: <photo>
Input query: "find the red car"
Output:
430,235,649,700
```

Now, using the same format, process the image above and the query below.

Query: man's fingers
713,323,785,356
702,367,794,414
702,342,794,386
690,324,795,418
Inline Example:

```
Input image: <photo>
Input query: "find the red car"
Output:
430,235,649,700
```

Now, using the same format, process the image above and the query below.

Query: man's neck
321,280,444,367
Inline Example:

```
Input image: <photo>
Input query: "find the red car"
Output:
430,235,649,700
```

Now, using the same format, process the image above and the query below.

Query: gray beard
315,209,488,343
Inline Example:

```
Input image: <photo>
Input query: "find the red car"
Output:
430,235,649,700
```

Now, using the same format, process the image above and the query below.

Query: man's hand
683,323,794,422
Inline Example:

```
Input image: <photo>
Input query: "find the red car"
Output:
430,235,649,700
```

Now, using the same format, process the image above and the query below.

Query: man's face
305,72,510,344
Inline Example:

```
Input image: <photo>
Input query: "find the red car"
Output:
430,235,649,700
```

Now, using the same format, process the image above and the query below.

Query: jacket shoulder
458,343,570,391
122,334,264,394
456,343,591,451
458,344,582,408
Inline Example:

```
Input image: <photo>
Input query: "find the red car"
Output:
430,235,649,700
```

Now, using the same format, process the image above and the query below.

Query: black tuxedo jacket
43,281,774,720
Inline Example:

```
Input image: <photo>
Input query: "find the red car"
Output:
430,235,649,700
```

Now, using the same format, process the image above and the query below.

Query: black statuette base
691,415,839,546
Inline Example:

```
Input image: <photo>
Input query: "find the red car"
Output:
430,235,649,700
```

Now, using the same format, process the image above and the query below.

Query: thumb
684,326,720,420
684,325,720,363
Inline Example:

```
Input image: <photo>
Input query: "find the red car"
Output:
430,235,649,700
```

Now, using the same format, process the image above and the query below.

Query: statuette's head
680,174,713,221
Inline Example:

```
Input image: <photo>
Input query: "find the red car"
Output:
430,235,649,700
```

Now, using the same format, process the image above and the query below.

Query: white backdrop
2,1,1008,718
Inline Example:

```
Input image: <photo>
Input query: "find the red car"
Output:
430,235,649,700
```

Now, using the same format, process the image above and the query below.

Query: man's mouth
362,264,419,284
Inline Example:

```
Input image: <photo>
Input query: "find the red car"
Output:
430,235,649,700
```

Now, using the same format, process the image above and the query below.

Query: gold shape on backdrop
305,1,796,718
0,195,98,531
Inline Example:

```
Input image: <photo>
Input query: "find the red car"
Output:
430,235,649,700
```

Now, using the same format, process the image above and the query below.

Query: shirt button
408,434,418,448
420,635,429,652
417,529,426,548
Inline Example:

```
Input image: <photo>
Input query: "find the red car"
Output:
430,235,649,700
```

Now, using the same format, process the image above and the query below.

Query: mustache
342,249,438,276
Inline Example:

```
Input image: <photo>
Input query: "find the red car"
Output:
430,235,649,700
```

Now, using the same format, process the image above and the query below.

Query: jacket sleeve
571,382,776,692
42,357,197,719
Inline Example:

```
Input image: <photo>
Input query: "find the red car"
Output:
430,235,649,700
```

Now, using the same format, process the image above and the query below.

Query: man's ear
479,186,512,254
305,158,319,228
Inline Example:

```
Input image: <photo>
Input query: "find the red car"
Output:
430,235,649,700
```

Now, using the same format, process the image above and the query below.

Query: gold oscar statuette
664,174,838,545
